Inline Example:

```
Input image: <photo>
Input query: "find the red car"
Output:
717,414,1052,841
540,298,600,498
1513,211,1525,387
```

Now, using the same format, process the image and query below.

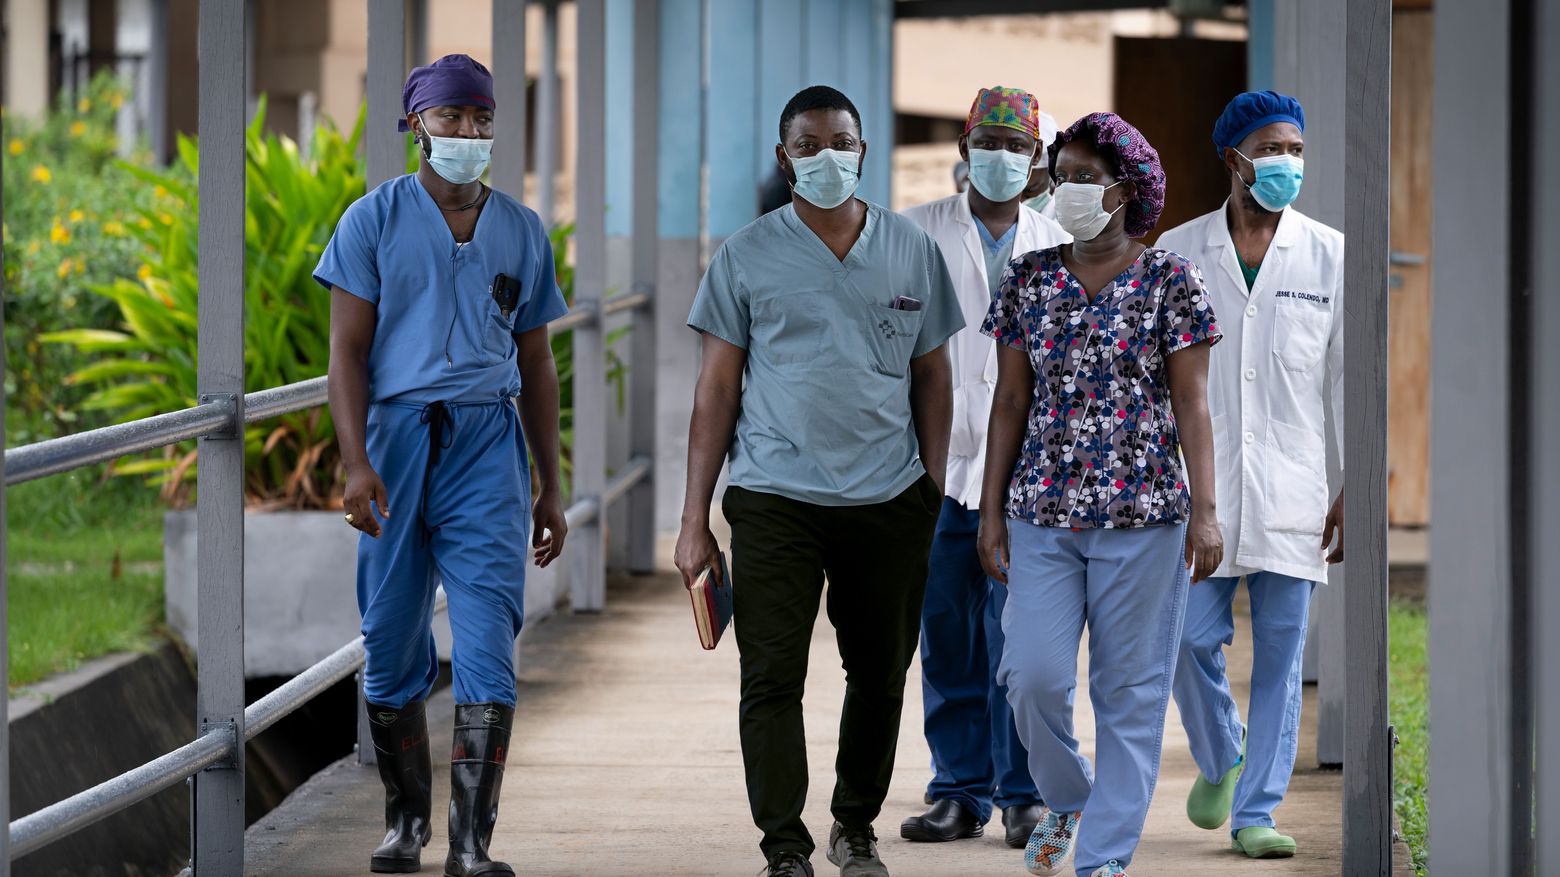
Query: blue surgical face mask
418,112,494,185
1236,149,1303,212
967,147,1036,203
787,148,862,209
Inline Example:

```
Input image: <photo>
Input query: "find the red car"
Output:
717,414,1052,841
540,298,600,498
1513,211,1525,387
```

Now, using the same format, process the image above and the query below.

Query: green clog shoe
1232,826,1297,858
1186,728,1245,830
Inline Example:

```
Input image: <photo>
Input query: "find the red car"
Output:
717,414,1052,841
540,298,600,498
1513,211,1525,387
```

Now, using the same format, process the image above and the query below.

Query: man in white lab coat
898,87,1069,850
1155,90,1345,861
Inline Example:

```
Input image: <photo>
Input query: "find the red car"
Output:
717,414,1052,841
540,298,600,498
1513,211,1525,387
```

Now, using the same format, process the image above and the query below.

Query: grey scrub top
687,201,963,507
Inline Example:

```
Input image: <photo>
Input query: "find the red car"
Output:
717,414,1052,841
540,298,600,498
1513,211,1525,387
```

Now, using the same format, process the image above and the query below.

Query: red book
689,552,733,651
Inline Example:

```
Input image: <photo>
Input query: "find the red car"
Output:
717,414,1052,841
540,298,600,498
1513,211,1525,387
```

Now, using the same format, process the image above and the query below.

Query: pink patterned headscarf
1049,112,1166,238
964,86,1041,140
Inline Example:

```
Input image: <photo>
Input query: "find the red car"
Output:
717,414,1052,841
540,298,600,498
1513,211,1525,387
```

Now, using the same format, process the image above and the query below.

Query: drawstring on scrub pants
417,401,456,545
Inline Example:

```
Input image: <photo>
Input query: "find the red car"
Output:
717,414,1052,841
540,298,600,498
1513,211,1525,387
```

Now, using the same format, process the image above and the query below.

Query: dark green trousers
722,473,942,858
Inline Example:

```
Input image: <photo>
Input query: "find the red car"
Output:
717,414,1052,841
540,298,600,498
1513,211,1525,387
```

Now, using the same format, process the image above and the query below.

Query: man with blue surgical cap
316,53,569,877
1156,90,1345,860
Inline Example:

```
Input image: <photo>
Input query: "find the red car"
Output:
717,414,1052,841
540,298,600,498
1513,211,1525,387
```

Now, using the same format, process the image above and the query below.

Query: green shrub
45,97,365,508
2,74,159,444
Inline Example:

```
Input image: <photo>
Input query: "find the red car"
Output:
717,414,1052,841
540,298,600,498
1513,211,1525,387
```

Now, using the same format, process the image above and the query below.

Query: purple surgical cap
398,54,495,132
1048,112,1165,239
1211,90,1305,158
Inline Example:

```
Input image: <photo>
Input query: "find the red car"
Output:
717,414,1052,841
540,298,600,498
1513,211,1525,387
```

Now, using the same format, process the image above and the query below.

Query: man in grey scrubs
675,85,962,877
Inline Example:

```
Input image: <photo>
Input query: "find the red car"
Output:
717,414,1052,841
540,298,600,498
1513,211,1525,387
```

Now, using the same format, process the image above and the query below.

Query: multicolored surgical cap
964,86,1042,140
399,54,495,133
1048,112,1166,238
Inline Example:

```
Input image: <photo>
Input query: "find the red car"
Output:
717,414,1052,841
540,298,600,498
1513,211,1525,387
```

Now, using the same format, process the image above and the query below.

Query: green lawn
5,469,167,690
1390,598,1429,876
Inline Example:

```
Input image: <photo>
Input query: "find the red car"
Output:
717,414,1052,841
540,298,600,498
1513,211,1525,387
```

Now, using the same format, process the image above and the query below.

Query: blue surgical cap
1212,90,1305,158
399,54,495,133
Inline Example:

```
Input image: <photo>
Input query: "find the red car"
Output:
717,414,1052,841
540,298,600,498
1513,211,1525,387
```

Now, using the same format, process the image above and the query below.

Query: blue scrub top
314,174,569,405
687,201,963,507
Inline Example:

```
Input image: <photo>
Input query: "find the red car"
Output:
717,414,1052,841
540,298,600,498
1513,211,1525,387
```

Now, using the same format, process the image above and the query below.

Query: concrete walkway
246,542,1385,877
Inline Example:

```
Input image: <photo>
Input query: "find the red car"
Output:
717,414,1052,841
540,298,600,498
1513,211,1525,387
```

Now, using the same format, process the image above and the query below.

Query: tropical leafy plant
46,100,624,507
45,97,365,508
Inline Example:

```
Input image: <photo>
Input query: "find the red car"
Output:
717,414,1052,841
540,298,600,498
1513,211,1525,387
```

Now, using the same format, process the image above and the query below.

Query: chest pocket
856,302,924,378
480,293,519,361
1272,305,1329,374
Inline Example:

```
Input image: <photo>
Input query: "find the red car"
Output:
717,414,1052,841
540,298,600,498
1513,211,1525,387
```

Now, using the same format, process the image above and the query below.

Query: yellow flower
30,165,51,184
153,185,167,199
75,261,85,274
102,220,126,237
110,93,125,110
78,97,92,113
68,209,85,223
137,264,153,281
50,220,71,244
57,258,74,278
7,139,22,155
137,216,152,229
69,121,86,137
158,212,173,225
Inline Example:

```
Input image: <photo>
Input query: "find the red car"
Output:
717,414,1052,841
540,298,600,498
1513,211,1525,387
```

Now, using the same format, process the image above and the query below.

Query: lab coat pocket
863,304,924,379
1263,419,1328,535
1272,306,1330,374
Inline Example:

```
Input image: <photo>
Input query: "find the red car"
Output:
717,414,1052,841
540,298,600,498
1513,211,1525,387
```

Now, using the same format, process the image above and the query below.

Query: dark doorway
1112,36,1246,244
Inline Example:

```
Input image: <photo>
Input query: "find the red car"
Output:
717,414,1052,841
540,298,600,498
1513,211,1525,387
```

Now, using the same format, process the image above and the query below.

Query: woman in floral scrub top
975,113,1223,877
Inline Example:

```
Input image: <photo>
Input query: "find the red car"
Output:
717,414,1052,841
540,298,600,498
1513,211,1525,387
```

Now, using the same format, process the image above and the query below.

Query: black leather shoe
445,703,516,877
1002,803,1046,849
899,799,984,842
367,701,434,873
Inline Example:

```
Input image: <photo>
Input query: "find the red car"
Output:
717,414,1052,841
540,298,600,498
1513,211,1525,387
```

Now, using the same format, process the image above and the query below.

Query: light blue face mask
418,112,494,185
1236,149,1304,212
787,148,862,209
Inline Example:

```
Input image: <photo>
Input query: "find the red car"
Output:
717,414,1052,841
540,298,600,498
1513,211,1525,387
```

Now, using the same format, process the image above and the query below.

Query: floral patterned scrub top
981,246,1222,529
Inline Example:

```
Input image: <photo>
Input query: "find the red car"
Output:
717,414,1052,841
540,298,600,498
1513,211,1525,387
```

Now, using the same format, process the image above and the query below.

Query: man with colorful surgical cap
1157,89,1345,861
898,86,1068,851
315,53,570,877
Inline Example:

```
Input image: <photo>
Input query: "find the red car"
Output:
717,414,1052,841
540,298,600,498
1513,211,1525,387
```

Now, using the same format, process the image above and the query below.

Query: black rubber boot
444,703,516,877
368,700,434,873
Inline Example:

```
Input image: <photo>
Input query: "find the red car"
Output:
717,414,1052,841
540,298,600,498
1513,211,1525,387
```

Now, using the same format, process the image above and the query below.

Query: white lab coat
902,193,1071,510
1157,202,1344,584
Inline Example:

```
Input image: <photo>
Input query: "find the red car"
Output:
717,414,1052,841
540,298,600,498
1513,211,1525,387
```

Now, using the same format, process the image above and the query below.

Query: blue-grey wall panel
707,0,761,237
803,0,844,95
658,0,703,238
758,0,804,178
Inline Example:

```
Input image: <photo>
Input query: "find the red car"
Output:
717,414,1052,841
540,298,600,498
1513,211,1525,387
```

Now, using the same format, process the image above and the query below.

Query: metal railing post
357,0,409,770
536,0,560,226
570,0,608,611
491,0,528,199
1,105,12,877
627,0,660,575
192,0,247,872
1343,0,1393,872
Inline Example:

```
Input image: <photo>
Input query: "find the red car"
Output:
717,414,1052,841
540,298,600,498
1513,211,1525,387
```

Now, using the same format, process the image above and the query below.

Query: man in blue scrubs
317,54,569,877
676,86,963,877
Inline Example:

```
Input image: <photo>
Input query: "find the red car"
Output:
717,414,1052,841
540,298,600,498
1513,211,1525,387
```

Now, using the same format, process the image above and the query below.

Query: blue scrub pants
920,498,1040,823
998,521,1189,877
1172,572,1314,832
357,398,530,708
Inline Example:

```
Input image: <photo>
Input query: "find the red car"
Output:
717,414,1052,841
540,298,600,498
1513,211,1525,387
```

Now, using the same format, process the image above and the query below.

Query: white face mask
967,147,1036,203
417,112,494,184
1052,180,1124,241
